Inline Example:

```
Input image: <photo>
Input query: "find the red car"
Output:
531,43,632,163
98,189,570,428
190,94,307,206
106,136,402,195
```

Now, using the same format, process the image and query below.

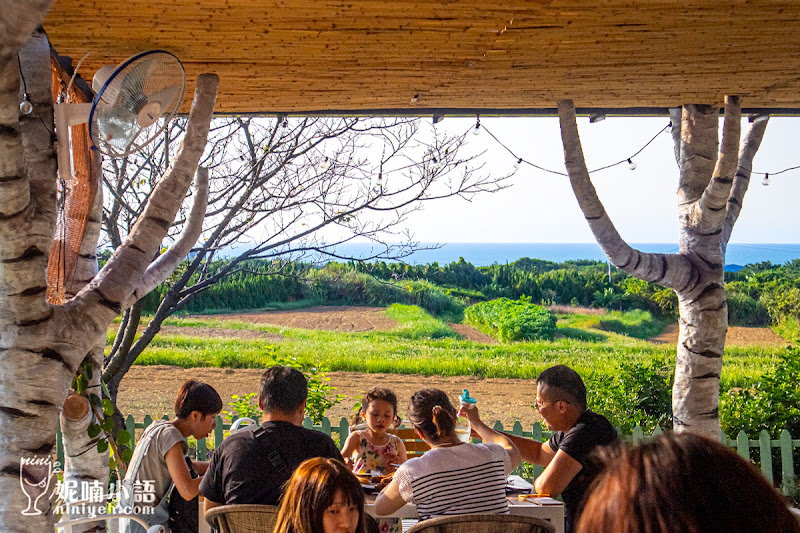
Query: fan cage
89,49,186,157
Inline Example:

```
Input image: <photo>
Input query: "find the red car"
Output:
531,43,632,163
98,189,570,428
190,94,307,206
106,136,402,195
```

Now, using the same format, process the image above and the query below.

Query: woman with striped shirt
374,388,521,519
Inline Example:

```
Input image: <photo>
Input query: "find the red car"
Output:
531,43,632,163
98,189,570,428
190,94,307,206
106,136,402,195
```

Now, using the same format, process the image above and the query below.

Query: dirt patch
208,306,397,332
649,323,787,346
449,323,497,344
116,367,542,428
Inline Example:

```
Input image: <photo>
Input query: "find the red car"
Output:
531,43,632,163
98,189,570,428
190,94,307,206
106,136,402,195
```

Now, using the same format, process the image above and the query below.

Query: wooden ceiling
44,0,800,115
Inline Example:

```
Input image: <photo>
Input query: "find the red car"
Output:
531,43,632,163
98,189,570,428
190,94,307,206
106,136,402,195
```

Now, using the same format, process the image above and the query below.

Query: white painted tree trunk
0,3,218,528
557,99,767,440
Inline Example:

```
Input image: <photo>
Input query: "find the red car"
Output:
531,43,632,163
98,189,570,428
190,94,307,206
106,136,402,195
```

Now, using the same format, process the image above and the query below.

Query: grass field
112,304,789,388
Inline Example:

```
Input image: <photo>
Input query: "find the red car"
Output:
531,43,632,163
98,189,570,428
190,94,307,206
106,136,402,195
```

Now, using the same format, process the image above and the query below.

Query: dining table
364,475,565,533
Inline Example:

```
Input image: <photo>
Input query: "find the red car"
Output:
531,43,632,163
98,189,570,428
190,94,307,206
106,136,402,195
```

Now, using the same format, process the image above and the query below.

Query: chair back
205,504,280,533
406,513,556,533
55,515,164,533
389,426,430,459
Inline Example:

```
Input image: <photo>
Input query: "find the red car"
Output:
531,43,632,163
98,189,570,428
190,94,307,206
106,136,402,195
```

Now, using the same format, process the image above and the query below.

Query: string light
19,94,33,115
480,121,670,176
17,55,33,115
478,118,800,185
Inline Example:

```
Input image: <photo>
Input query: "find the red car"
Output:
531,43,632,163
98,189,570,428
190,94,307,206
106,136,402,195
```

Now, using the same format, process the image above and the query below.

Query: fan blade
144,85,180,110
102,58,154,111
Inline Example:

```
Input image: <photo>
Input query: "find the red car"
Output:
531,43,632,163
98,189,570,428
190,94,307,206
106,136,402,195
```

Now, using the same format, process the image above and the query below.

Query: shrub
464,297,557,342
585,357,674,433
720,347,800,438
727,292,770,326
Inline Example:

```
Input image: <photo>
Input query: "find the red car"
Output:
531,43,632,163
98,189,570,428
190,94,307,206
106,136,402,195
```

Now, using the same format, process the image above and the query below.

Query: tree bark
0,11,218,523
557,98,765,440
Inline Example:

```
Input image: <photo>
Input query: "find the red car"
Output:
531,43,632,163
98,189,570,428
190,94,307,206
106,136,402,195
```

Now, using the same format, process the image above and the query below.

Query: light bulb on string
762,173,770,186
19,93,33,115
473,115,481,136
514,158,522,169
627,158,637,171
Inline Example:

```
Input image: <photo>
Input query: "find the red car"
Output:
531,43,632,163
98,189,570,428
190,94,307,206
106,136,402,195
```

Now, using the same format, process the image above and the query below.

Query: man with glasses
504,365,618,533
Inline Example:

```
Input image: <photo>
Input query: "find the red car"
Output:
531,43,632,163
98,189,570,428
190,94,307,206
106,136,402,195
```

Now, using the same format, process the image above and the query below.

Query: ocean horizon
316,242,800,268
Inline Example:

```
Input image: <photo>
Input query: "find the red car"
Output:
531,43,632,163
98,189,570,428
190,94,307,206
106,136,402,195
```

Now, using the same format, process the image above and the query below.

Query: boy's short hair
536,365,587,410
260,366,308,414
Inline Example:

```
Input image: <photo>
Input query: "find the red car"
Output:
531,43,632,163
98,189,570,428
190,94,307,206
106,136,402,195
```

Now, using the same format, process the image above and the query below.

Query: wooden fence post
779,429,795,494
759,430,774,485
337,418,350,450
213,415,224,447
736,430,749,460
531,423,544,479
125,415,136,450
631,425,643,445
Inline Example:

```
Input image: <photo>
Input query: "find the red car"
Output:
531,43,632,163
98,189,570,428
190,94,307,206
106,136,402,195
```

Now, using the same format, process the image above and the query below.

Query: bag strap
253,425,292,479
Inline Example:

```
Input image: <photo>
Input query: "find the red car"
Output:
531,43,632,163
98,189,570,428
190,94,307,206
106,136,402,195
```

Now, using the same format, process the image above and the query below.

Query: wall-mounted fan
54,50,186,178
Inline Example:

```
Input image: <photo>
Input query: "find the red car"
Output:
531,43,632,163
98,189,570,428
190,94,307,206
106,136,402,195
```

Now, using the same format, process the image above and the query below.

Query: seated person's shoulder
556,411,618,460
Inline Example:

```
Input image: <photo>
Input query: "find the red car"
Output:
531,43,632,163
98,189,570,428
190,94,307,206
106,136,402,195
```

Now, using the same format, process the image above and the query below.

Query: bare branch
72,73,218,321
677,104,719,206
557,99,694,290
669,107,682,168
137,166,208,295
721,118,769,249
693,96,741,233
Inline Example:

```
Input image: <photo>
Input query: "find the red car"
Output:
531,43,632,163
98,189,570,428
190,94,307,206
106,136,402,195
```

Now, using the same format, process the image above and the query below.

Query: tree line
135,255,800,331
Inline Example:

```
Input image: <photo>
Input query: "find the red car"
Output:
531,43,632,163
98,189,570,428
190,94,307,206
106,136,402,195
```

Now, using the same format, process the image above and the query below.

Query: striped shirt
394,443,511,519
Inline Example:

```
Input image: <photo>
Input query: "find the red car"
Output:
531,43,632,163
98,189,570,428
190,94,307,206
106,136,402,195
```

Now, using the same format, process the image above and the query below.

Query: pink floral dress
351,430,403,533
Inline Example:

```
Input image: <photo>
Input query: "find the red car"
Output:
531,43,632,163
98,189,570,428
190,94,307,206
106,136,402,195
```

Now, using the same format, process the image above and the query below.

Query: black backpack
167,456,199,533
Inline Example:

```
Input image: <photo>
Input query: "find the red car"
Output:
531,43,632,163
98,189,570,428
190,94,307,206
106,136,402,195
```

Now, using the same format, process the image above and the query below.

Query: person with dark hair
342,387,407,533
275,457,368,533
374,388,520,519
576,432,800,533
200,366,343,511
502,365,618,533
119,380,222,533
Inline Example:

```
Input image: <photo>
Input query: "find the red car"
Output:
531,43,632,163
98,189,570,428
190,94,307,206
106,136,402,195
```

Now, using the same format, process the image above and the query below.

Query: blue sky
398,116,799,244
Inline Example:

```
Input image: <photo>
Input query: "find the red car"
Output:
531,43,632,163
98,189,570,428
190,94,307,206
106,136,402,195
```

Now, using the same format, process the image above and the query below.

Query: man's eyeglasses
534,398,570,412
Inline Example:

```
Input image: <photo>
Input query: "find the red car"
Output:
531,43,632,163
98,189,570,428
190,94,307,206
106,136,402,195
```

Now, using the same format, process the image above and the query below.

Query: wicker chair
205,504,280,533
406,513,556,533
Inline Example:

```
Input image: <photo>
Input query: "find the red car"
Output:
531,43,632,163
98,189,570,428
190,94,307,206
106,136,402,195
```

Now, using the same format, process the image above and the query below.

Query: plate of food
356,471,394,492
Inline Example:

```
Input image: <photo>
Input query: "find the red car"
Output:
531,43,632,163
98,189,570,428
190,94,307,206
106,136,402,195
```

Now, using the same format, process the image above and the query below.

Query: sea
314,242,800,270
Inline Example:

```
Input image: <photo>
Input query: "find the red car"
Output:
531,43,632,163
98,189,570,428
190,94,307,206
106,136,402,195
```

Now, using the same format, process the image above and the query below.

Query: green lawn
113,304,787,388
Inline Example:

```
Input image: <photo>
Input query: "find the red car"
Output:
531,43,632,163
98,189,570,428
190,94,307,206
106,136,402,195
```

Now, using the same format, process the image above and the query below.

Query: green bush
727,292,770,326
720,347,800,438
464,297,557,342
585,357,674,433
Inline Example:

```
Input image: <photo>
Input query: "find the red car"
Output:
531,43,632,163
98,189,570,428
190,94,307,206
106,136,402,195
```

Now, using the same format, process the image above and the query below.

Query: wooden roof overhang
44,0,800,116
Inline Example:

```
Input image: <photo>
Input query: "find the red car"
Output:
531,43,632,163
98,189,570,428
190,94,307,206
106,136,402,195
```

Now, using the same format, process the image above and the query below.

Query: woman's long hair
407,388,457,442
576,433,800,533
275,458,367,533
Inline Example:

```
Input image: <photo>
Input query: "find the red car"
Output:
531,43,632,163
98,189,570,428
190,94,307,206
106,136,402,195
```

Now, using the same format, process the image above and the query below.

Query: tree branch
136,166,208,296
721,117,768,249
677,104,719,207
669,107,682,168
557,99,694,291
72,73,218,322
693,96,741,233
